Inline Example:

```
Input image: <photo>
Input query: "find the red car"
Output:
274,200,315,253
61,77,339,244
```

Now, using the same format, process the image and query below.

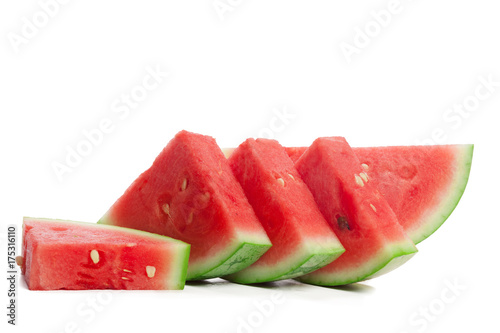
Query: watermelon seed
360,172,369,183
370,204,377,212
277,178,285,187
187,211,194,224
123,269,132,273
202,192,211,202
181,178,188,191
121,277,130,280
337,216,351,231
355,174,364,187
16,256,23,267
146,266,156,278
162,203,170,216
288,173,295,181
361,163,369,171
90,250,99,264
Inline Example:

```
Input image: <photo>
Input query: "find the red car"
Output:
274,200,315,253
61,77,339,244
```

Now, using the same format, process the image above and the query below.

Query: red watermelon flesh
99,130,271,280
285,147,307,163
353,145,473,243
294,137,417,286
20,217,190,290
223,139,345,283
285,145,473,244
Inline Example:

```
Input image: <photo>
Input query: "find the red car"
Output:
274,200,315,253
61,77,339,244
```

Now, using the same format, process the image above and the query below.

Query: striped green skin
183,234,272,280
224,238,345,284
296,240,416,286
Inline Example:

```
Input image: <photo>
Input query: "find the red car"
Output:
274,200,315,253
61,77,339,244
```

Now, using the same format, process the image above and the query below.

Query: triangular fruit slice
99,130,271,280
294,137,417,286
285,145,473,244
223,139,345,284
353,145,473,244
20,217,190,290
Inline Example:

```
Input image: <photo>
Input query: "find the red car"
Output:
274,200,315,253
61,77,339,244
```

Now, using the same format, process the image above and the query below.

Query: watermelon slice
353,145,473,244
294,137,418,286
20,217,190,290
223,139,345,284
284,145,473,244
99,131,271,280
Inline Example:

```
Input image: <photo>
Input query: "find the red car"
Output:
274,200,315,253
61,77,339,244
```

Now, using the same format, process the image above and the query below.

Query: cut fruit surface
223,139,345,284
284,147,307,163
99,130,271,280
285,145,473,244
354,145,473,244
294,137,417,286
20,217,190,290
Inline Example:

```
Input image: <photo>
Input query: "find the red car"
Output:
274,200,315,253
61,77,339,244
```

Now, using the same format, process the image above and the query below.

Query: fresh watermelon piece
353,145,473,244
285,145,473,244
99,131,271,280
294,137,417,286
20,217,190,290
223,139,345,283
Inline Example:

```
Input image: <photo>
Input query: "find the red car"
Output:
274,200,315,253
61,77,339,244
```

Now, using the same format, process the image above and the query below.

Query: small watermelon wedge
223,139,345,284
20,217,190,290
294,137,418,286
284,145,473,244
99,131,271,280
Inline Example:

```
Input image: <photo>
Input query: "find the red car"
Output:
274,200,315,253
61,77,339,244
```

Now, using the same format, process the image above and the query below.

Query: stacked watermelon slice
19,130,473,290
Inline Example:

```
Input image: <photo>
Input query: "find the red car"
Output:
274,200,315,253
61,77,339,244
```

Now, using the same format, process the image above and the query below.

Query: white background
1,1,499,332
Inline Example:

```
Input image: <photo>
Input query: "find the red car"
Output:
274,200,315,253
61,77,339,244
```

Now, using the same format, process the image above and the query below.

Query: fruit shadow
238,279,305,291
325,283,375,293
185,279,232,287
185,278,375,298
231,279,375,294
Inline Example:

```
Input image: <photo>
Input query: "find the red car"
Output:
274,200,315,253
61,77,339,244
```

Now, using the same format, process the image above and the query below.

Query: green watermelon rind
185,230,272,280
408,144,474,244
188,239,272,280
23,217,191,290
172,241,191,289
296,239,417,286
222,237,345,284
